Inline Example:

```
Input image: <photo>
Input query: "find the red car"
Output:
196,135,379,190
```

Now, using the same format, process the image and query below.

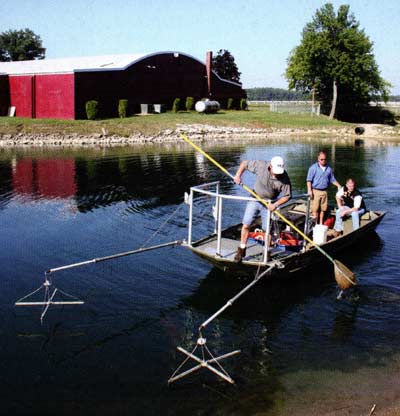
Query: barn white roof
0,52,242,86
0,53,157,75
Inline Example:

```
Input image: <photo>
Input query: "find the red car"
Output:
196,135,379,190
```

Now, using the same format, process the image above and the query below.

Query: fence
249,101,321,115
369,102,400,116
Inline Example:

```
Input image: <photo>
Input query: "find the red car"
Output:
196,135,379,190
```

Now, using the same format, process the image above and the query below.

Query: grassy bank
0,105,350,136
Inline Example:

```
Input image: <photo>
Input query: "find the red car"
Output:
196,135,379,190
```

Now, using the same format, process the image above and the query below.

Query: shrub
85,100,98,120
118,99,128,118
227,98,234,110
240,98,248,110
172,97,181,113
185,97,194,111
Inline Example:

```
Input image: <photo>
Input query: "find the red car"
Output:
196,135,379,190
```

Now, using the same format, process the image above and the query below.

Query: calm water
0,140,399,415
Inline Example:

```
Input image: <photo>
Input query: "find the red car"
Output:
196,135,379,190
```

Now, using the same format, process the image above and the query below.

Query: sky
1,0,399,94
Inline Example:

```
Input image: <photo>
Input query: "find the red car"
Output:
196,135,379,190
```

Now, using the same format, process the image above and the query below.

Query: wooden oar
180,133,356,290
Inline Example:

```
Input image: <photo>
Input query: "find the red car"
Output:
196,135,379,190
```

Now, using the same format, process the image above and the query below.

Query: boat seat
361,211,371,220
288,203,309,215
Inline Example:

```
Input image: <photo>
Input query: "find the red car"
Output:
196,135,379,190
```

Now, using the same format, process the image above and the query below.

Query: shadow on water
184,231,384,322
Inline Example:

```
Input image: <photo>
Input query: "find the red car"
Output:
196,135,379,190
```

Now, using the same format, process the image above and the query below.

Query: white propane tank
195,100,220,113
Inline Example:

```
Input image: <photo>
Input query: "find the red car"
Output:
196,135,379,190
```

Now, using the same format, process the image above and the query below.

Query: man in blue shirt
306,150,341,224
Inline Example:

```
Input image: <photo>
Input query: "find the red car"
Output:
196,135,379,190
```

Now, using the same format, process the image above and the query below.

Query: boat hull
187,211,386,277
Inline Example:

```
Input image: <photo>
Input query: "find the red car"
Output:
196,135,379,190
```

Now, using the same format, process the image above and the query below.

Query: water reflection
1,141,388,214
330,303,358,342
0,141,398,415
284,143,388,192
0,160,12,209
0,148,241,213
12,158,77,199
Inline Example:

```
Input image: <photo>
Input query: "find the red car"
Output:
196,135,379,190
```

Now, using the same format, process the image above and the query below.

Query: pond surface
0,139,399,415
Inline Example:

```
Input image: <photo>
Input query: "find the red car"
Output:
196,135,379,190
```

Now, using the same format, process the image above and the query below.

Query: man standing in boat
332,178,366,237
306,150,341,224
233,157,292,263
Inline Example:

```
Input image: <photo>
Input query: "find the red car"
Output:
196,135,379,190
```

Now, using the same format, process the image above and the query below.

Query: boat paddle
180,133,356,290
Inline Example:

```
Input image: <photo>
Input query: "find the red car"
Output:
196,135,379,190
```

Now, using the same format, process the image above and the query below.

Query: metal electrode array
168,262,283,384
15,240,182,322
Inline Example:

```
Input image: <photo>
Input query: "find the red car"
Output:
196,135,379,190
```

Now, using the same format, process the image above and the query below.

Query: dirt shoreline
279,353,400,416
0,123,399,147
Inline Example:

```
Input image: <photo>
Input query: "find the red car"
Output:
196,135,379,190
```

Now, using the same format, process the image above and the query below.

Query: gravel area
0,124,399,147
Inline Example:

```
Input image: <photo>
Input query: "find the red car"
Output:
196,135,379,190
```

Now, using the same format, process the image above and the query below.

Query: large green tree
0,28,45,61
212,49,241,83
285,3,390,119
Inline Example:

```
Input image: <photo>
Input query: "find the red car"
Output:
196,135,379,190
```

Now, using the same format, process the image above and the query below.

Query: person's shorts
311,189,328,212
242,200,269,230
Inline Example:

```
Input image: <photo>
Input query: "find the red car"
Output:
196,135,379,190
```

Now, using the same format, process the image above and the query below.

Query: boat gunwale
188,209,386,271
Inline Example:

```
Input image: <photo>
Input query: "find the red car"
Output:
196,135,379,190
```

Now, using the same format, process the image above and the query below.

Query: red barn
0,51,246,119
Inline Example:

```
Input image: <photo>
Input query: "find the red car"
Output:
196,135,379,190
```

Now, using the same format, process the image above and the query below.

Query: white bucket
313,224,328,245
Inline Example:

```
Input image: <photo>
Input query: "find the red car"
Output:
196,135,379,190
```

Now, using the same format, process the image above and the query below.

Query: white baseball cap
270,156,285,174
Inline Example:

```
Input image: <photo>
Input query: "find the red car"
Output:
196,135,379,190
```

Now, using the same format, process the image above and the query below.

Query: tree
0,28,46,61
212,49,241,83
246,87,308,101
285,3,390,119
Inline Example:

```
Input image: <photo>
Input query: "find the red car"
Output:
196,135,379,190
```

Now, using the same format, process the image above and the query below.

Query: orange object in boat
278,231,300,246
324,216,335,229
248,230,265,241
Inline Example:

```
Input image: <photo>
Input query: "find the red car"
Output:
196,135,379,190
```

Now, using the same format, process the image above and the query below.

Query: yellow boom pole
180,133,356,289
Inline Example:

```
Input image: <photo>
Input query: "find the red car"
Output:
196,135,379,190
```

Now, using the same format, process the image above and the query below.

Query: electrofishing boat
183,181,386,278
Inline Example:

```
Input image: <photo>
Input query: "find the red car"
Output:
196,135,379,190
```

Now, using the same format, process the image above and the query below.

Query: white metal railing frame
184,181,311,264
248,101,321,116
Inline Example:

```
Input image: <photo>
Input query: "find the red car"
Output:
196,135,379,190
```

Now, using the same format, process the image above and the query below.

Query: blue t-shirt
306,162,337,190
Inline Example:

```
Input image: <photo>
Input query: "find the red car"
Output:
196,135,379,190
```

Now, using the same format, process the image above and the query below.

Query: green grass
0,105,351,136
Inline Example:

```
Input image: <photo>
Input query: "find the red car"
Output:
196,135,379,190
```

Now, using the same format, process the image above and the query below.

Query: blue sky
1,0,399,94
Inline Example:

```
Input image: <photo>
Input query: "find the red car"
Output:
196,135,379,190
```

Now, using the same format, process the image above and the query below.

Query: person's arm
269,195,290,211
234,160,248,184
336,187,344,208
269,180,291,211
306,166,314,198
333,180,341,189
330,169,341,189
353,195,362,209
307,181,313,198
349,195,362,212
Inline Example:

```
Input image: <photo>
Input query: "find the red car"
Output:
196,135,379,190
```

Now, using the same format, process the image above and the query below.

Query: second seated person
332,178,366,237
